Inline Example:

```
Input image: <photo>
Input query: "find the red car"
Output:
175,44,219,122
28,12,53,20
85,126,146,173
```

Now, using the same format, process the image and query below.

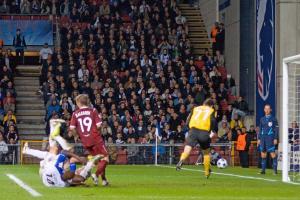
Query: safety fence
0,141,261,167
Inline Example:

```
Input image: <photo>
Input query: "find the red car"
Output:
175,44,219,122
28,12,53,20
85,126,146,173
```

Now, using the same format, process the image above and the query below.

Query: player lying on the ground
23,142,102,187
22,119,102,187
69,94,109,186
176,98,218,178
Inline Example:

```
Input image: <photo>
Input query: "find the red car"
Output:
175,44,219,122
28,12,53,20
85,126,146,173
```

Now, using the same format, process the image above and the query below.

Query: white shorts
42,165,68,187
39,153,57,177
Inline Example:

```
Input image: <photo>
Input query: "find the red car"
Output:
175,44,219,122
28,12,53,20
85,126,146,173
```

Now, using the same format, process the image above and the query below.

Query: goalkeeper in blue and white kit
257,104,279,175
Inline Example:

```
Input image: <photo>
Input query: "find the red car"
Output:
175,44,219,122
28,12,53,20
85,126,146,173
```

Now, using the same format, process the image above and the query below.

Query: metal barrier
0,144,20,165
19,141,233,165
8,141,259,166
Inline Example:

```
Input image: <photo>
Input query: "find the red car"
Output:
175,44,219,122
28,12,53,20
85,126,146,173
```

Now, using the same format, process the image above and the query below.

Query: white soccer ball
217,158,228,169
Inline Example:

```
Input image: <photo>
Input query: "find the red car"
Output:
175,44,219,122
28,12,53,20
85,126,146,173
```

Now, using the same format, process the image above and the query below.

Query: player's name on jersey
75,110,91,118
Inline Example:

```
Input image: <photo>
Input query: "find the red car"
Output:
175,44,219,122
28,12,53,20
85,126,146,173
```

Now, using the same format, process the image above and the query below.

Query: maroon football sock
96,160,108,180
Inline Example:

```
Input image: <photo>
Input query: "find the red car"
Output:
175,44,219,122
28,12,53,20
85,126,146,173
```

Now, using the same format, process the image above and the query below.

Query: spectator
21,0,31,14
39,43,53,65
31,0,41,14
0,0,9,13
218,121,229,138
60,0,70,16
236,127,251,168
46,100,60,121
3,110,16,125
13,29,26,64
230,113,244,130
216,23,225,54
6,124,18,144
234,96,249,113
0,133,8,162
289,121,299,144
107,137,117,164
210,22,219,56
247,125,257,141
3,91,16,113
10,1,19,14
127,138,139,164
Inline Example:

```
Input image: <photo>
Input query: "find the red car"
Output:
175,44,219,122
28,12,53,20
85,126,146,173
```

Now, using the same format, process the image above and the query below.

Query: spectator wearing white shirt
0,133,8,162
39,43,52,65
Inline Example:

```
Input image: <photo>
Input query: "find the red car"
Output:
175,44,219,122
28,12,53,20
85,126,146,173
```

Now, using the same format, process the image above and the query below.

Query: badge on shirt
268,122,273,127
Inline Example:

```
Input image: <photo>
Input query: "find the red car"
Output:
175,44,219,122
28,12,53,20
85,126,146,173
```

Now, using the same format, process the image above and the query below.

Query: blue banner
0,20,53,46
256,0,276,124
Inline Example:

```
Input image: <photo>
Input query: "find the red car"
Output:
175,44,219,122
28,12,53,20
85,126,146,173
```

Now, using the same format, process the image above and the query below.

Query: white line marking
6,174,42,197
157,165,278,182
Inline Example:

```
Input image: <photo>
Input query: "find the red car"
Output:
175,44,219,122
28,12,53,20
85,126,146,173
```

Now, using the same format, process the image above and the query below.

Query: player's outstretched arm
61,150,86,165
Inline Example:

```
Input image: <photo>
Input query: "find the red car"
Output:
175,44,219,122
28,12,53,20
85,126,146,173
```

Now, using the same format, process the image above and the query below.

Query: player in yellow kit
176,99,218,178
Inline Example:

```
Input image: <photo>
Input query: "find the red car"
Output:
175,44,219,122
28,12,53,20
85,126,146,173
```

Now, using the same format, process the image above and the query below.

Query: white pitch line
6,174,42,197
157,165,278,182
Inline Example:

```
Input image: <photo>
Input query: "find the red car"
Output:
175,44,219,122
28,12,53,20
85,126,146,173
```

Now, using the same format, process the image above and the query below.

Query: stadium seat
115,149,128,164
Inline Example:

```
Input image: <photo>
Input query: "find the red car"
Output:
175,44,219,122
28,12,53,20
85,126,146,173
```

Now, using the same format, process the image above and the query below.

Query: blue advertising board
256,0,276,124
0,20,53,46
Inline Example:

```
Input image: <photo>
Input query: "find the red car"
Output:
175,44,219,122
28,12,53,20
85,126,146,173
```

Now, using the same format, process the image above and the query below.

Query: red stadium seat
115,149,128,164
32,15,41,20
12,16,21,20
40,16,49,20
21,16,31,20
188,148,200,164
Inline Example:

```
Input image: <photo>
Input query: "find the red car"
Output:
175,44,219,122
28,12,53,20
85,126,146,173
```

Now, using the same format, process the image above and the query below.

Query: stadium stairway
15,65,45,140
178,4,211,57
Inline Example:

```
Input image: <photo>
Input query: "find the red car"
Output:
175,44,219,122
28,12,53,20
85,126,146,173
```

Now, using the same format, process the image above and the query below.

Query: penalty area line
6,174,42,197
156,165,279,182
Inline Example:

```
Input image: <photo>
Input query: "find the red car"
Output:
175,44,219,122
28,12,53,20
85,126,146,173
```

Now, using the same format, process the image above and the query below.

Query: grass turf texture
0,165,298,200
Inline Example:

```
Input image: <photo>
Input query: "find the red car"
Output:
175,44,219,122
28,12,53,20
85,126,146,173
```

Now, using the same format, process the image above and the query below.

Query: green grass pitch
0,165,298,200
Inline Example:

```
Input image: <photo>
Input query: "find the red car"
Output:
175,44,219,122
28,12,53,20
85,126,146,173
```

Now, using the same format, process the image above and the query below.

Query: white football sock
24,148,48,159
54,135,72,150
49,138,57,148
79,161,94,179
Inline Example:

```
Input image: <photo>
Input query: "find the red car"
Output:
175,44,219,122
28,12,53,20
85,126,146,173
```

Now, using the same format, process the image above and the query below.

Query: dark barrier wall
0,20,53,46
239,0,255,112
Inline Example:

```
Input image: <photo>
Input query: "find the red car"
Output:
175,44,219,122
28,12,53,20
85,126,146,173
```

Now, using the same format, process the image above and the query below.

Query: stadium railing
1,141,259,166
0,144,19,165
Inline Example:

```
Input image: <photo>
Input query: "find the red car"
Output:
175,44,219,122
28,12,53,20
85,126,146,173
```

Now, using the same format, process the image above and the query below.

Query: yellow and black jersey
188,105,218,133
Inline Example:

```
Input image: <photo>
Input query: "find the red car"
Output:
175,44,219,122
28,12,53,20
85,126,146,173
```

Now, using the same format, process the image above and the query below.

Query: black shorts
186,128,211,149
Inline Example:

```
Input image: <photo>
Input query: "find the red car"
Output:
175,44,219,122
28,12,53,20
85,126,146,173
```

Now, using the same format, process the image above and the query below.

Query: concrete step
187,23,205,27
188,26,206,30
17,123,45,130
15,85,40,91
15,91,40,97
16,65,40,71
185,17,203,21
19,133,45,140
17,104,45,110
16,97,43,103
17,115,45,124
16,109,46,116
189,40,211,44
189,33,208,37
15,79,40,85
17,72,40,77
19,129,45,136
15,76,39,81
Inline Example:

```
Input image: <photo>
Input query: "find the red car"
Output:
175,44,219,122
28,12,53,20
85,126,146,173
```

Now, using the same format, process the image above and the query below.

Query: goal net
282,54,300,184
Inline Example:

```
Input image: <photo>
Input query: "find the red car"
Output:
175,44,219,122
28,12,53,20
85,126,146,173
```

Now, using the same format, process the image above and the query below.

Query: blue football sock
70,163,76,173
273,156,278,172
261,158,266,172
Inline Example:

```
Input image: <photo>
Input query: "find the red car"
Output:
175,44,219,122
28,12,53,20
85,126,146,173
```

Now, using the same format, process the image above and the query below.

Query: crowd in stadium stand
0,48,19,149
34,0,253,147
